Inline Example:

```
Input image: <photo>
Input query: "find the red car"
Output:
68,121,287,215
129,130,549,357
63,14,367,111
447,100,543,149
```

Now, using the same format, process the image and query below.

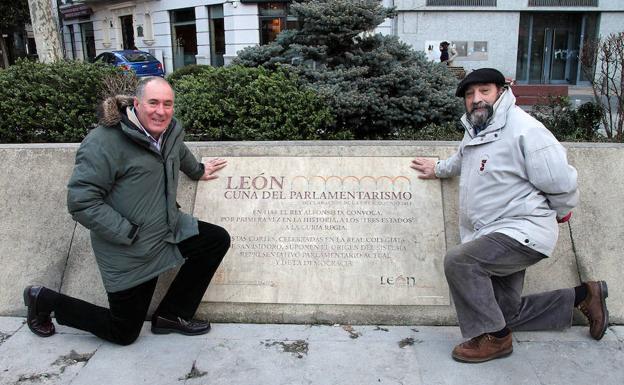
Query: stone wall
1,142,621,325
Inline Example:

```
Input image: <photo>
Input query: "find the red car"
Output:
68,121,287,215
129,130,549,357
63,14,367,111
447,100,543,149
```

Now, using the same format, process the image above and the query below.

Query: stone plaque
195,156,448,305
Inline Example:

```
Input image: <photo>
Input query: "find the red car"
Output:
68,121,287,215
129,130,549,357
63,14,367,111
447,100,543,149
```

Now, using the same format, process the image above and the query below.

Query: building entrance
120,15,135,50
516,13,598,85
171,8,197,70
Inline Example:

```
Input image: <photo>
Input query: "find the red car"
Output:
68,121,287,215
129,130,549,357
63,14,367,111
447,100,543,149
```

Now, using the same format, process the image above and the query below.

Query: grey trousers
444,232,575,339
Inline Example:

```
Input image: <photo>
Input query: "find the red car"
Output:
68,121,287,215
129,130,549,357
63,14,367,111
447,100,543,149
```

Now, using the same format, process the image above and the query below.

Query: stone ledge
1,142,622,325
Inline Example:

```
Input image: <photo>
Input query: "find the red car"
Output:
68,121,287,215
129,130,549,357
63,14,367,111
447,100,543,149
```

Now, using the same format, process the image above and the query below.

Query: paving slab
414,340,542,385
69,334,206,385
611,325,624,341
0,318,25,335
0,318,25,349
513,326,619,342
1,321,623,385
515,340,624,385
0,327,102,385
189,332,423,385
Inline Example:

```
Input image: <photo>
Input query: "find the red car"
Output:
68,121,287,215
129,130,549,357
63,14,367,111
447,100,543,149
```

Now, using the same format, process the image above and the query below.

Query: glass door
545,27,578,84
516,13,596,85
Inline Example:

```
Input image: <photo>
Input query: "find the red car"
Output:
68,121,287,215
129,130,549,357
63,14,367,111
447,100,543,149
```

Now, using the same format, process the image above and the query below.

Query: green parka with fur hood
67,96,205,293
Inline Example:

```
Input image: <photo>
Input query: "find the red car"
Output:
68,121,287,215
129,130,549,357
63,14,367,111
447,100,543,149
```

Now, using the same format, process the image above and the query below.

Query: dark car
93,50,164,77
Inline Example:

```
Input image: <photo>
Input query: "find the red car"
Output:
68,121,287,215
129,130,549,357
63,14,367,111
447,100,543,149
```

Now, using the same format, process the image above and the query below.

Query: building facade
394,0,624,85
58,0,623,85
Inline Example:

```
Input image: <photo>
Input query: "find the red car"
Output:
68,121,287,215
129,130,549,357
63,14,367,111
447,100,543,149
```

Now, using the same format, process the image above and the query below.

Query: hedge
0,59,125,143
172,66,336,140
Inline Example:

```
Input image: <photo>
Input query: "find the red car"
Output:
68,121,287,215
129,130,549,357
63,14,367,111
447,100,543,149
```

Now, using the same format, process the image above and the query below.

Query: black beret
455,68,506,97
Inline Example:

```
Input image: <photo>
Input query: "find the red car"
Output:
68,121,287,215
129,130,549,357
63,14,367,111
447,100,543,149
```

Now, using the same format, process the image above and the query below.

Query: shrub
395,121,464,141
574,101,603,141
166,64,212,88
173,66,335,140
530,97,605,141
234,0,463,139
0,59,128,143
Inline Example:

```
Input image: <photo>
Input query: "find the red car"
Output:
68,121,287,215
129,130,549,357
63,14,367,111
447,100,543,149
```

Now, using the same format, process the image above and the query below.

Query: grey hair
135,76,174,100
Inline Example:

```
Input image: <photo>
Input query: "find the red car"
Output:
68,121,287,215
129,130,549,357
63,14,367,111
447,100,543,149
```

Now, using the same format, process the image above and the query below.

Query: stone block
567,145,624,323
0,146,78,316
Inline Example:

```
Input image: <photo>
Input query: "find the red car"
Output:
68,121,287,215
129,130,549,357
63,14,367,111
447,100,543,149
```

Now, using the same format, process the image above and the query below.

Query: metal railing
426,0,497,6
528,0,598,6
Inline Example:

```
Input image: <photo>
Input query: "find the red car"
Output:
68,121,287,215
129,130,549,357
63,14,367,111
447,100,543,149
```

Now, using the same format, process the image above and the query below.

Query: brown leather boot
578,281,609,340
452,332,513,363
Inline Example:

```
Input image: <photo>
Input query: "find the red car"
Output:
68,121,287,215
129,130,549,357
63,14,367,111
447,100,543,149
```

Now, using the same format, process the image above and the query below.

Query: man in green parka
23,77,231,345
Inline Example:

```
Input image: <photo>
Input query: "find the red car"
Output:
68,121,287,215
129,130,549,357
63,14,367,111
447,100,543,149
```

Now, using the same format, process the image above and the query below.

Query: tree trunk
27,0,63,63
0,33,10,68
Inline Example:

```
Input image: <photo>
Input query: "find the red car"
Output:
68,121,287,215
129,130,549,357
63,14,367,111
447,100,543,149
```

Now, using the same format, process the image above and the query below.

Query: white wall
397,11,520,77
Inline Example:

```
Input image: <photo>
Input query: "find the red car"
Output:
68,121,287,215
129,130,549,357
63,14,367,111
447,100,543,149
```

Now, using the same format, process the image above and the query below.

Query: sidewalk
1,317,622,385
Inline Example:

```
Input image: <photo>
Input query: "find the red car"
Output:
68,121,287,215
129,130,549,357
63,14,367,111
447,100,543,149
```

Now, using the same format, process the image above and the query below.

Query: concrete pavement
1,317,623,385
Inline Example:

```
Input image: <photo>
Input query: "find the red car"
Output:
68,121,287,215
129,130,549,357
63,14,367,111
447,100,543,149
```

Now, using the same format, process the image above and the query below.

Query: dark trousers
444,232,575,339
54,221,230,345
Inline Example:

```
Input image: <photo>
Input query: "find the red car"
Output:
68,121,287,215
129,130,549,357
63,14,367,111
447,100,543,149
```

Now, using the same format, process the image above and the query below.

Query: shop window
259,2,298,45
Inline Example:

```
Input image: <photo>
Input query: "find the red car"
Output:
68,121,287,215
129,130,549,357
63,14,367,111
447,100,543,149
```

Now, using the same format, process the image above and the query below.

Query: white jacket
435,89,579,257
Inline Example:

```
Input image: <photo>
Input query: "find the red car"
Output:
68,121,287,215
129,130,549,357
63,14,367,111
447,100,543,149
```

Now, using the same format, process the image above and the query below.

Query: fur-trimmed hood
98,95,135,127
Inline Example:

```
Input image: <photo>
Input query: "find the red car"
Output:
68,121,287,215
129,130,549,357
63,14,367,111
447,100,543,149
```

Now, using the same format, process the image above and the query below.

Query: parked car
93,50,164,77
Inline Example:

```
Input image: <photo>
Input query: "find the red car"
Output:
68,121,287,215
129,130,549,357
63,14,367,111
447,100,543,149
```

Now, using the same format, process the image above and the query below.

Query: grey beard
467,103,494,128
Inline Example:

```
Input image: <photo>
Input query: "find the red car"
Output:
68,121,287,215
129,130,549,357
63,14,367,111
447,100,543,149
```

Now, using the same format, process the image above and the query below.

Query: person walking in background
440,41,457,66
23,77,230,345
411,68,609,363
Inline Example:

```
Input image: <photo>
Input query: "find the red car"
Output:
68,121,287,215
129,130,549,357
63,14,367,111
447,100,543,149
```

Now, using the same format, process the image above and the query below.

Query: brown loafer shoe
23,286,55,337
452,332,513,363
578,281,609,340
151,315,211,336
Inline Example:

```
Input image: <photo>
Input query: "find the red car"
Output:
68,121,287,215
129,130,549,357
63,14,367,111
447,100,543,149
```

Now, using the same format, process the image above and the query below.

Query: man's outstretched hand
200,158,227,181
410,158,437,179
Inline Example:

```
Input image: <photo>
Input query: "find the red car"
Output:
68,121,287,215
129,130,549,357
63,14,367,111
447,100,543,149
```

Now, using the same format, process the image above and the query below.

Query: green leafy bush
530,96,605,141
0,59,128,143
166,64,213,88
173,66,335,140
395,121,464,141
574,101,603,141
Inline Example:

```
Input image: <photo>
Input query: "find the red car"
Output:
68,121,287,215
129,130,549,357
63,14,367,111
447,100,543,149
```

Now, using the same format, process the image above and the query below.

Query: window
67,24,77,59
121,52,158,62
209,5,225,66
259,2,298,45
171,8,198,70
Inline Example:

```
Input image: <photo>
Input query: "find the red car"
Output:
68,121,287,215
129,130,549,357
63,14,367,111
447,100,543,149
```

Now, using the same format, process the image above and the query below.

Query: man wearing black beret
411,68,609,363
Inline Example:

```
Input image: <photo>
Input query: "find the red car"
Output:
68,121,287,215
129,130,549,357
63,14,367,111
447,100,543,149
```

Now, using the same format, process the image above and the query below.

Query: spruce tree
234,0,462,139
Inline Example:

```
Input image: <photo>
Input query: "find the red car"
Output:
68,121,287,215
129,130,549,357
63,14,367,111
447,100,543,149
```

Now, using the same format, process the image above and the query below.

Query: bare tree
27,0,63,63
581,32,624,141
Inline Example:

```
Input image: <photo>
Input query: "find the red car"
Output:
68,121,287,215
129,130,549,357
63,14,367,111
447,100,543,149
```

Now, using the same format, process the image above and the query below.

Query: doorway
171,8,197,70
80,22,96,61
120,15,135,50
515,13,599,85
